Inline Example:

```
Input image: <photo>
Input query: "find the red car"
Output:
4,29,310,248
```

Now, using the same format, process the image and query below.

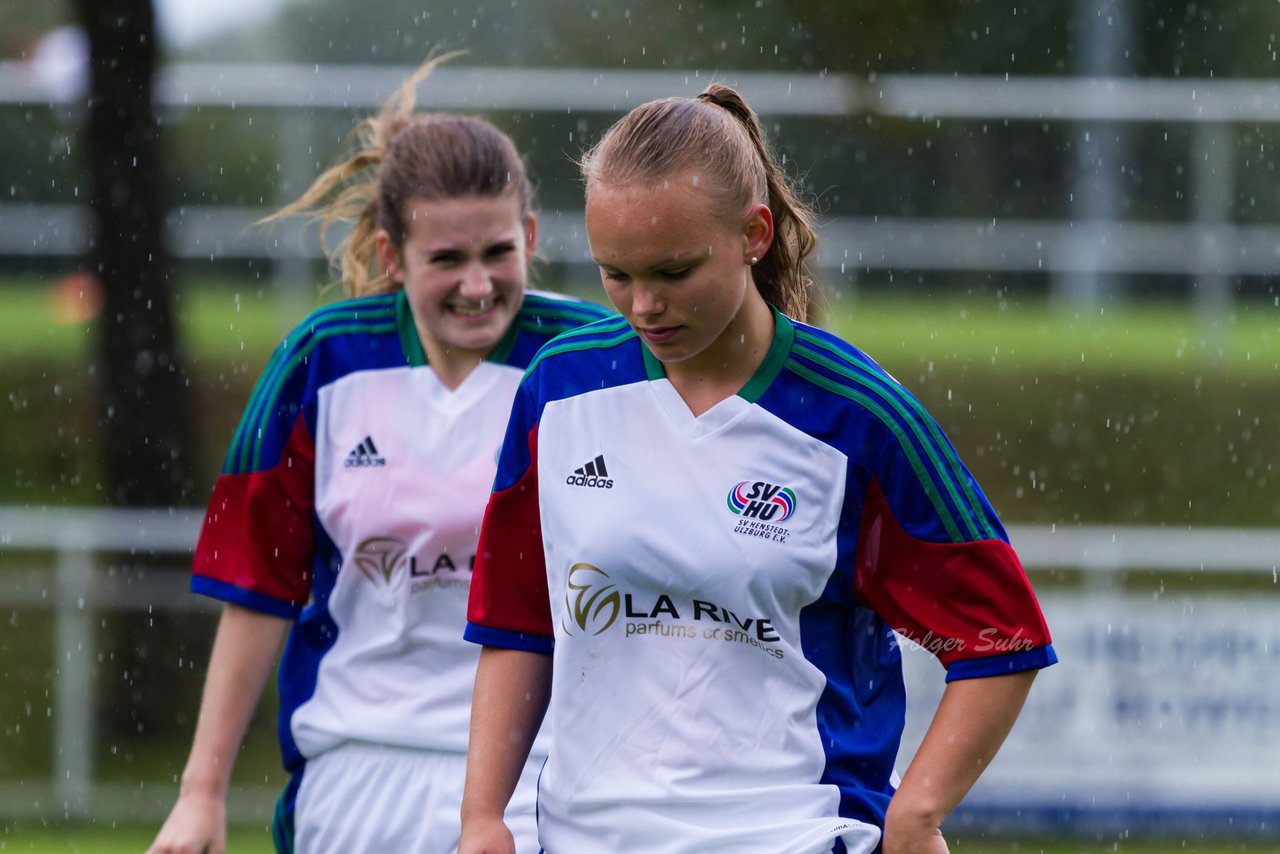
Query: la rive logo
559,560,786,660
562,563,621,636
727,481,797,544
353,536,408,585
352,536,471,594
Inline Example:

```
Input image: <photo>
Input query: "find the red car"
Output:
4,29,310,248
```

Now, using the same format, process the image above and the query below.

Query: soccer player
147,56,612,854
459,84,1057,854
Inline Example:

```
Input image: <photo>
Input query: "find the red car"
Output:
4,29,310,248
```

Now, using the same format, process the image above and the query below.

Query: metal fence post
53,540,95,818
1191,122,1234,356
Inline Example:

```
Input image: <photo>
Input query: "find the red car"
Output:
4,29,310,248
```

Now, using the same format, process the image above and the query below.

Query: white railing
2,505,1277,823
2,63,1278,301
7,204,1280,280
5,61,1279,120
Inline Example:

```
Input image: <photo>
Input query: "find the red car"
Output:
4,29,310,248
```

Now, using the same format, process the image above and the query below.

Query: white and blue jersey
466,309,1056,854
190,289,612,774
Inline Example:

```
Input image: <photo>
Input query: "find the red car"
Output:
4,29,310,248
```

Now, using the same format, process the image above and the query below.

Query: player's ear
743,203,773,263
524,212,538,259
376,230,404,283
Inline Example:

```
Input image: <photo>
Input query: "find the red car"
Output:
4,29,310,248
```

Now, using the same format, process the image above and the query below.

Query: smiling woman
377,195,535,388
146,54,611,854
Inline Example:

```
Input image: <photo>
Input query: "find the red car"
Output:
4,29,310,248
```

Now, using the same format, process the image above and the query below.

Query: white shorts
284,742,541,854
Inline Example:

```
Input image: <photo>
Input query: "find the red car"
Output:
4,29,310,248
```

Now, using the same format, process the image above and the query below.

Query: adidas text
566,473,613,488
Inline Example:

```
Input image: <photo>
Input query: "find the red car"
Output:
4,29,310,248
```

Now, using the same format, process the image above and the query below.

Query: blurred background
1,0,1277,851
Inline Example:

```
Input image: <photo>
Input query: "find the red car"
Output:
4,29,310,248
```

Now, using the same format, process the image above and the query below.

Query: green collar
395,291,428,366
640,305,794,404
395,289,521,368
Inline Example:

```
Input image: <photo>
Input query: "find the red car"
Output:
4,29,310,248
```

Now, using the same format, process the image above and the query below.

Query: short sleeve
190,342,317,619
852,402,1056,681
465,378,555,655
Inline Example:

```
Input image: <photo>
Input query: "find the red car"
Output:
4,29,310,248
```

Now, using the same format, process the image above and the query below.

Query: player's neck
664,291,774,417
421,337,487,390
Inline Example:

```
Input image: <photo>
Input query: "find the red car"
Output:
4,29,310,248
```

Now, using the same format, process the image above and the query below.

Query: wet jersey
466,310,1057,854
192,289,612,769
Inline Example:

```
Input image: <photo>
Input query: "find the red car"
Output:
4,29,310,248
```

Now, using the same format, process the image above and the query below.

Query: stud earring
749,256,758,265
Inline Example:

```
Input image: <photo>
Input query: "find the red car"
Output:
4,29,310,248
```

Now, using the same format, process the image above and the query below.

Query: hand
881,812,949,854
146,790,226,854
458,816,516,854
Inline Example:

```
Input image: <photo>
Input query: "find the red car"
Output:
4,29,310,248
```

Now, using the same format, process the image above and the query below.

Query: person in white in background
29,25,88,103
147,54,611,854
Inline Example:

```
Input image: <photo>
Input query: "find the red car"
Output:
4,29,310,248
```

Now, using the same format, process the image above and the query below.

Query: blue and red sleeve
191,415,315,619
466,383,555,655
854,472,1056,681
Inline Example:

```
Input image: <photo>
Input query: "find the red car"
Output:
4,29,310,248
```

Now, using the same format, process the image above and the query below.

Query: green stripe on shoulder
230,301,398,471
791,331,993,539
551,313,631,336
521,320,635,380
228,315,397,473
227,342,295,473
519,303,614,335
784,359,966,543
790,329,997,541
522,294,612,319
521,306,610,328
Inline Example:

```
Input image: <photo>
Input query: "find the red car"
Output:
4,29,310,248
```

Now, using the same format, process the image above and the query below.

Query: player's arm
458,647,553,854
147,603,289,854
881,670,1036,854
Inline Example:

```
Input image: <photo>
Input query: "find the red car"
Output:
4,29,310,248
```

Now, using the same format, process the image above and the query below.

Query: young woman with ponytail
461,84,1056,854
148,55,611,854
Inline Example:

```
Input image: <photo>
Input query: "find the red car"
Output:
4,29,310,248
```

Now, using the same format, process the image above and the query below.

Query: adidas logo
344,436,387,468
565,454,613,489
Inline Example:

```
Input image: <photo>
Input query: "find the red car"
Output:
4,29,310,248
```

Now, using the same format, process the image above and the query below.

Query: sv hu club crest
727,481,796,522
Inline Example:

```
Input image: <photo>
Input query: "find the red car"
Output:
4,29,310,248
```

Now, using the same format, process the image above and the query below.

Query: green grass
0,277,316,368
0,825,1273,853
3,273,1278,522
2,275,1277,377
822,290,1280,379
0,823,274,852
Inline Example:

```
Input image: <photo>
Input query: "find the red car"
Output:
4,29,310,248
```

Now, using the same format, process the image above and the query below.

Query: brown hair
265,53,533,297
579,83,818,320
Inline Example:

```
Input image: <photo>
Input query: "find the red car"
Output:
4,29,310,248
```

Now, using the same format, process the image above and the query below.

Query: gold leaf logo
353,536,408,585
563,563,620,636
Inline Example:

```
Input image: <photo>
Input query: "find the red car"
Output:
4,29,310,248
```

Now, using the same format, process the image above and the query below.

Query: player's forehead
402,194,527,248
586,177,726,268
